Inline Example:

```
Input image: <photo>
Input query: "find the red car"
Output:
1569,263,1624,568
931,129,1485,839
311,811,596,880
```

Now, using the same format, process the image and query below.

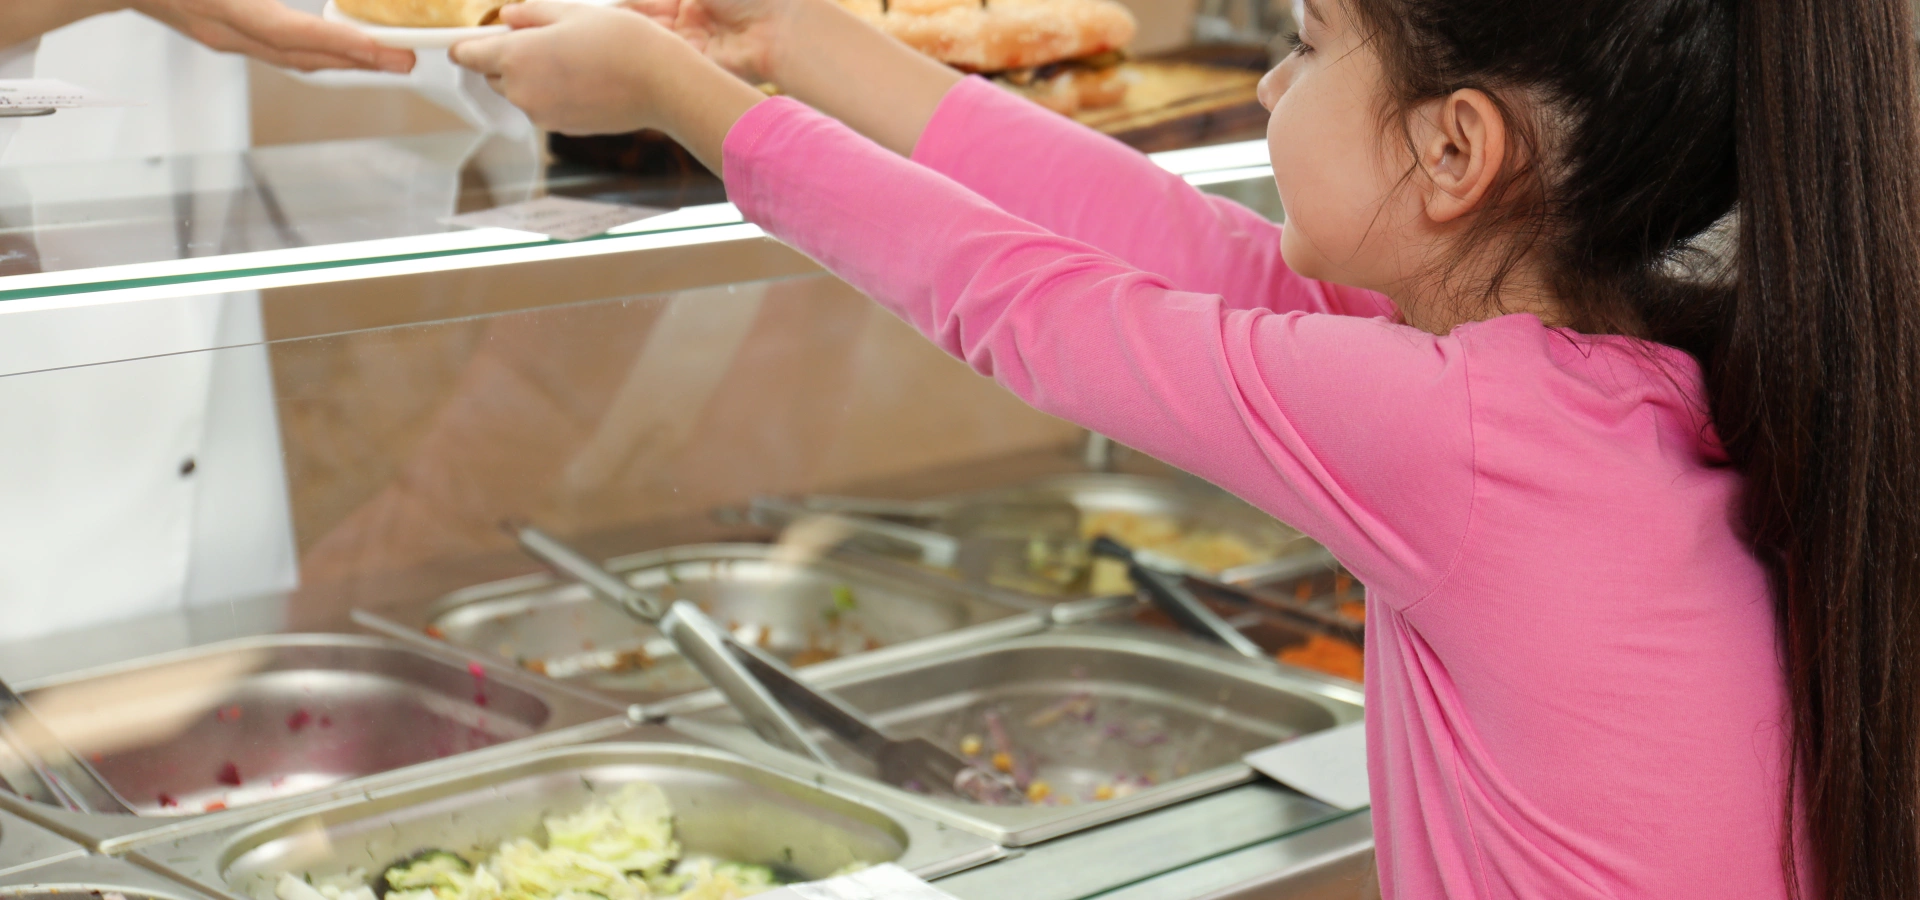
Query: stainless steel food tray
788,473,1334,596
666,626,1363,846
137,740,1003,899
0,851,225,900
0,813,86,879
373,543,1025,705
0,634,627,853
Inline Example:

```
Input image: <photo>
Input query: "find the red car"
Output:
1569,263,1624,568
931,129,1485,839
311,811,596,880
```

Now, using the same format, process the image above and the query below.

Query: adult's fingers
188,18,373,71
230,0,412,71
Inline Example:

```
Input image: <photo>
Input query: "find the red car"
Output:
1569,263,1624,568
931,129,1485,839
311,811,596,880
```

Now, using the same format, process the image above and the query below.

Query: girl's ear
1416,89,1507,223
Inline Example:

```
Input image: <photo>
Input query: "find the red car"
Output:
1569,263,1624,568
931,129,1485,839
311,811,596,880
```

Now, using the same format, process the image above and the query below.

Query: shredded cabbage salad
275,785,779,900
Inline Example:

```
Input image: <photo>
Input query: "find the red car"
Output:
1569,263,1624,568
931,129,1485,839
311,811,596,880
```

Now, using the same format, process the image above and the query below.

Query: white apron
0,16,297,649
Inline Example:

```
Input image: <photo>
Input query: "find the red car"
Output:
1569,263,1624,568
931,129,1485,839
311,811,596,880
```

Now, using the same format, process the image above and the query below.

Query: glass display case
0,42,1374,898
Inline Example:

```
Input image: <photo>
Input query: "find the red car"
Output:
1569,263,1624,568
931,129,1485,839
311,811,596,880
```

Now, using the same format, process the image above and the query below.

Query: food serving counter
0,55,1372,895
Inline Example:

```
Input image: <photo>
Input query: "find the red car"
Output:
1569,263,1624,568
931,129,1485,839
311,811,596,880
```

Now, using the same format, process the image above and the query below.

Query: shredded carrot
1277,634,1365,682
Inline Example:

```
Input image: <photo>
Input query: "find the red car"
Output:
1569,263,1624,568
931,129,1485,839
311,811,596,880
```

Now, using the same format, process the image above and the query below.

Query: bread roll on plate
335,0,518,27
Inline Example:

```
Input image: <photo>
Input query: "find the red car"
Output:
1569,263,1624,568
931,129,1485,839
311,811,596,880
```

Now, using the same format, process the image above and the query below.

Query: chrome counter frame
0,634,630,856
933,786,1367,900
935,798,1374,900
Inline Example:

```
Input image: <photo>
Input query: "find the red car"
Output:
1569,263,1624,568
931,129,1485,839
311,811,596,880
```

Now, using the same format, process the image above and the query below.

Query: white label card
442,196,669,242
0,80,135,110
760,864,960,900
1243,719,1371,811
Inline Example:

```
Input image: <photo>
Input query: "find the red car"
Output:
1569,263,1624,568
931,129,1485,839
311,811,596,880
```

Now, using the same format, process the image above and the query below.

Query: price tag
442,196,669,241
760,864,961,900
0,80,134,110
1243,719,1370,810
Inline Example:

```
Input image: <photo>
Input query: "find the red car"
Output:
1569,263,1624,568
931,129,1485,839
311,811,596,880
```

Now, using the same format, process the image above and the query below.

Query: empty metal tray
668,628,1363,845
139,741,1002,898
403,543,1020,704
0,634,625,853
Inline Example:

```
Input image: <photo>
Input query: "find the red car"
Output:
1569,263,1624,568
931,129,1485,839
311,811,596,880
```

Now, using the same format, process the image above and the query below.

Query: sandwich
334,0,519,27
839,0,1138,114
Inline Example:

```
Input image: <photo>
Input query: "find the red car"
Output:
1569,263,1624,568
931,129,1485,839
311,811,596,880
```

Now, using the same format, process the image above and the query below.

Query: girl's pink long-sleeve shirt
722,78,1807,899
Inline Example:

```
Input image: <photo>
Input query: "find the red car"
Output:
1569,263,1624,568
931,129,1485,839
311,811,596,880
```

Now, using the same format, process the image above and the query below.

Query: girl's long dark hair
1337,0,1920,895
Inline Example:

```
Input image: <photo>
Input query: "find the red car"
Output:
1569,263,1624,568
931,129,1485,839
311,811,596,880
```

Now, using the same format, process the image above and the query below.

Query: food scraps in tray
271,784,822,900
1017,509,1268,596
934,692,1222,806
500,585,881,681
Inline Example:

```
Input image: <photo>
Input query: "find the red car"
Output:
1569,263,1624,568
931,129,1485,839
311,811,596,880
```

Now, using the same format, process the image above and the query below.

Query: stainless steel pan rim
134,739,1003,899
407,543,1029,705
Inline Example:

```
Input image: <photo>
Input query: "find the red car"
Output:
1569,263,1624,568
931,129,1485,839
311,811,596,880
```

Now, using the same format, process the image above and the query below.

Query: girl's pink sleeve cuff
720,95,806,211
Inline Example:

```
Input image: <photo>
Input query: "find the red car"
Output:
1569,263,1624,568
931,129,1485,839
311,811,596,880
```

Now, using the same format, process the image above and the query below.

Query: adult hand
452,2,764,164
130,0,415,72
621,0,792,83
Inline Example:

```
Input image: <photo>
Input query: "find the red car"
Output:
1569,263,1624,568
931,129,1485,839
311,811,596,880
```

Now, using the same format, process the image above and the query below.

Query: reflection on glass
0,132,725,279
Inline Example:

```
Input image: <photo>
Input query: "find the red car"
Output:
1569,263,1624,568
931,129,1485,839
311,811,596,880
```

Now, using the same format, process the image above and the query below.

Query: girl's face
1258,0,1427,302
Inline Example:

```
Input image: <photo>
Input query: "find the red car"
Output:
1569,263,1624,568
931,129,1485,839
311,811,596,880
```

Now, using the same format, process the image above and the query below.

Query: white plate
322,0,509,49
323,0,625,48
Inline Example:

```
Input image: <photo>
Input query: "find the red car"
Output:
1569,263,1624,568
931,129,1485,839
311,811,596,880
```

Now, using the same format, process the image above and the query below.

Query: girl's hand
451,2,765,168
452,2,689,135
623,0,793,83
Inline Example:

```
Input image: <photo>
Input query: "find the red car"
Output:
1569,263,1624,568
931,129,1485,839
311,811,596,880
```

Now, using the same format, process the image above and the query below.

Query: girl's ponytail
1721,1,1920,895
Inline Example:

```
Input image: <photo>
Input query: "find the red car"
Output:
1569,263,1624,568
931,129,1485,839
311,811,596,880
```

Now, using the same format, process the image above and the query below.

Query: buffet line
0,470,1373,900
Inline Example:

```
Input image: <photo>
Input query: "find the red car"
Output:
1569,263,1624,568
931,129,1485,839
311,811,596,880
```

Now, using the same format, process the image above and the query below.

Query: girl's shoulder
1449,313,1722,461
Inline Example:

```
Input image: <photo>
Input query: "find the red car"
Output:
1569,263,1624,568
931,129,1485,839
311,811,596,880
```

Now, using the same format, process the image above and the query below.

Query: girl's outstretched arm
623,0,1390,316
726,98,1471,600
908,77,1394,317
457,4,1467,596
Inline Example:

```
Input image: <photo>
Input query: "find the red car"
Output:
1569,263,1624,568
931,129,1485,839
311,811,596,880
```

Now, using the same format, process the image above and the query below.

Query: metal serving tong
0,675,134,814
722,640,1023,804
510,525,1022,805
1090,536,1364,659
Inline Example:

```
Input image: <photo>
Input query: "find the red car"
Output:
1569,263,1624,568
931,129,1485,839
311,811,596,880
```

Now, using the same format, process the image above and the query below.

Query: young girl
451,0,1920,895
